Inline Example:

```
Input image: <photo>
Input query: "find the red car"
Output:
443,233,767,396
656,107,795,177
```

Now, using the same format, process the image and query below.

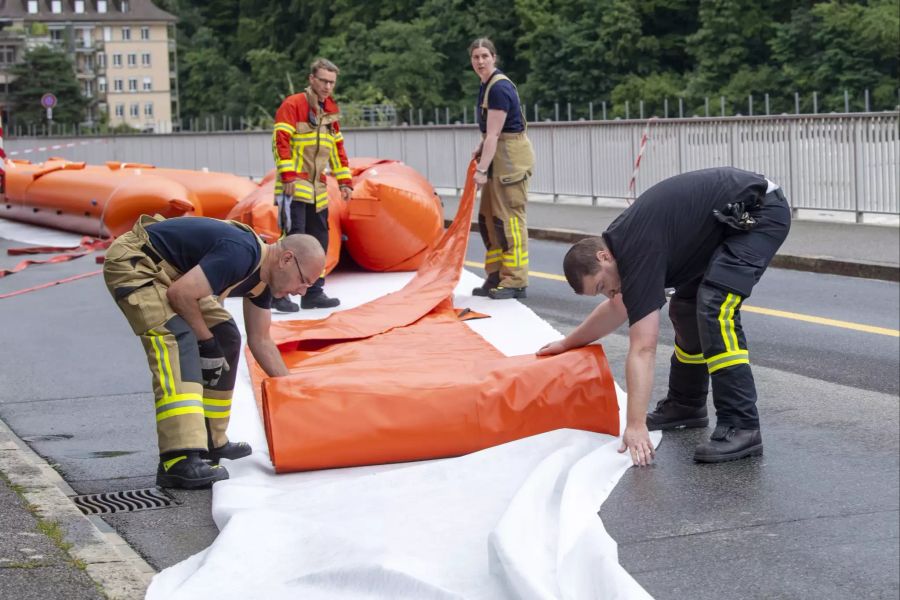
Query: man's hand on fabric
340,185,352,201
536,340,568,356
618,423,655,466
283,181,295,197
198,337,230,387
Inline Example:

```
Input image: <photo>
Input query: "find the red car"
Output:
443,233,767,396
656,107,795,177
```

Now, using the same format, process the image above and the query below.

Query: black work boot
200,441,252,465
156,452,229,489
301,290,340,309
488,286,527,300
646,398,709,431
694,425,763,463
473,272,501,297
271,296,299,313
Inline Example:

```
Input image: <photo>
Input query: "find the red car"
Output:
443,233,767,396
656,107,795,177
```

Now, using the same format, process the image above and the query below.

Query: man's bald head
280,234,325,276
264,234,326,298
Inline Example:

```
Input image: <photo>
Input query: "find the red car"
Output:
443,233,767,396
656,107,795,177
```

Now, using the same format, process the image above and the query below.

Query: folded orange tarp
252,162,620,473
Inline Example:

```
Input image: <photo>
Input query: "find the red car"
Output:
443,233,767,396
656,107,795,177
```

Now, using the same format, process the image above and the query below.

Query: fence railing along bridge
5,112,897,221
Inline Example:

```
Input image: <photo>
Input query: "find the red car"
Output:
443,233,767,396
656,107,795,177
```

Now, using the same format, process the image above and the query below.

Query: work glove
712,202,757,231
198,337,230,388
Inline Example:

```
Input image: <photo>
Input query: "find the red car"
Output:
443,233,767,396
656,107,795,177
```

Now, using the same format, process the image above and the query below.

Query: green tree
687,0,776,94
9,46,88,127
367,20,445,114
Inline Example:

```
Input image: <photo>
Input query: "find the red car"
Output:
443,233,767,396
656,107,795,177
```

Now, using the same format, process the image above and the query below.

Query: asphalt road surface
1,233,897,599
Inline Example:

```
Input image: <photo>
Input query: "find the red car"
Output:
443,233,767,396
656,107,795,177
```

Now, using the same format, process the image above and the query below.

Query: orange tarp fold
252,162,620,473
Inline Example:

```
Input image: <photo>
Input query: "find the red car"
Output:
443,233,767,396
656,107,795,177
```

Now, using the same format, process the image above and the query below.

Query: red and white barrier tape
627,116,658,203
6,138,108,157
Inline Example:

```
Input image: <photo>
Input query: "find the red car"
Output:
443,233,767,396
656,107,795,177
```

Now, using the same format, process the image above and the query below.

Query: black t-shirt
477,70,525,134
602,168,768,325
146,217,272,309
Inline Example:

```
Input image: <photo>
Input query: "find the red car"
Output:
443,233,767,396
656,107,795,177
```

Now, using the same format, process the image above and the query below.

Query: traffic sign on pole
40,93,57,109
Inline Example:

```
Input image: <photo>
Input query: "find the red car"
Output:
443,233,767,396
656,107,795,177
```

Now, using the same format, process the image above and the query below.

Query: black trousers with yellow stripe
666,189,791,429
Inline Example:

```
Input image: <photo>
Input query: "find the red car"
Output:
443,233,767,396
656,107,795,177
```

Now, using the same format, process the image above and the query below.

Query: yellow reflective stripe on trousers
718,293,742,352
706,349,750,373
155,392,204,422
147,330,174,398
675,344,705,364
203,397,232,419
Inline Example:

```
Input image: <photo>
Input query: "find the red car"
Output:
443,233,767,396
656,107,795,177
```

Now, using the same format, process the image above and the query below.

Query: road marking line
463,260,900,337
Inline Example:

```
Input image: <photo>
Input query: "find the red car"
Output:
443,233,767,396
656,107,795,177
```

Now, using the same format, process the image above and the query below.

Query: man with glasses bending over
103,215,325,489
271,57,353,312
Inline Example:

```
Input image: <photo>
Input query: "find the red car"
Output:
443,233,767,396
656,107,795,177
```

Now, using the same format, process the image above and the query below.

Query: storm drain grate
72,487,179,515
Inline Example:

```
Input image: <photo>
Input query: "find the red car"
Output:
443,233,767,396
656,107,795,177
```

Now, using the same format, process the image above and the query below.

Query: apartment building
0,0,178,132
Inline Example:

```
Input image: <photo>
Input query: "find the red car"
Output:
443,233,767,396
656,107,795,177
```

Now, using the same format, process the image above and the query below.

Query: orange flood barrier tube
252,162,620,473
2,159,198,238
343,158,443,272
105,162,259,219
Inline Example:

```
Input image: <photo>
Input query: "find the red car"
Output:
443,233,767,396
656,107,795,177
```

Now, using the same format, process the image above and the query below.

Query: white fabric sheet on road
0,219,658,599
147,270,659,600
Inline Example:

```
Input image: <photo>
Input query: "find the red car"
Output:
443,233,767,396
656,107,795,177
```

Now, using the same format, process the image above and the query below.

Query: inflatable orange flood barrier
250,162,620,473
2,159,258,237
227,158,443,274
343,158,443,271
2,159,198,237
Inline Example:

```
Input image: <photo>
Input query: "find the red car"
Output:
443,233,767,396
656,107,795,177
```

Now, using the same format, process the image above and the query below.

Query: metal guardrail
5,113,898,218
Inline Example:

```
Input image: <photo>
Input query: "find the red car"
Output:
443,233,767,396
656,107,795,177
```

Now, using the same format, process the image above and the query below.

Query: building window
121,0,130,12
27,0,38,14
142,77,152,91
103,27,112,42
51,0,62,13
113,79,123,92
75,1,85,13
0,47,15,64
122,27,131,41
112,54,122,67
144,103,154,117
130,103,140,117
141,53,151,67
128,78,137,91
115,104,124,117
141,27,150,40
83,81,94,98
98,77,107,93
98,1,108,13
50,29,64,43
98,53,106,68
128,53,137,67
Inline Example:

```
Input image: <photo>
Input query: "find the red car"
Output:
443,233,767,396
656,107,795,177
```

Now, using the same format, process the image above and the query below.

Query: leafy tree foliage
152,0,897,122
9,47,88,127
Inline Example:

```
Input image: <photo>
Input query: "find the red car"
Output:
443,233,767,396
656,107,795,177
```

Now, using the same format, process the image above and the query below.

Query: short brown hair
563,237,607,293
468,37,497,58
310,57,339,76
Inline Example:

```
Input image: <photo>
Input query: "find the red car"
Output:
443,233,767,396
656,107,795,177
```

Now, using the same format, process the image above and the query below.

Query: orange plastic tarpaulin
252,162,620,473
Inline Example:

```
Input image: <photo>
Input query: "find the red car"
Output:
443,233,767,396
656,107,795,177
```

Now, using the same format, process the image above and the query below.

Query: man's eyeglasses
292,255,312,287
312,75,336,87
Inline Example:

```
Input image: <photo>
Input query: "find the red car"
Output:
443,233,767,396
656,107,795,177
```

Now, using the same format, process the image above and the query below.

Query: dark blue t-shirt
477,70,525,134
602,168,768,326
146,217,272,308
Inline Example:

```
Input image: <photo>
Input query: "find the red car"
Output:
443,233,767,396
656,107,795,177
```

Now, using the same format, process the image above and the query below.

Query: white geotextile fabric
0,219,658,599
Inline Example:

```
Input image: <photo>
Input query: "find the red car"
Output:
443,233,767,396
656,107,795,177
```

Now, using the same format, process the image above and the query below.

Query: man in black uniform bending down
538,168,791,465
103,215,325,488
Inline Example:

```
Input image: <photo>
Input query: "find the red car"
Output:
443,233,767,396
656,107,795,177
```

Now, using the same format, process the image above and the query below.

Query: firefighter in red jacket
271,58,352,311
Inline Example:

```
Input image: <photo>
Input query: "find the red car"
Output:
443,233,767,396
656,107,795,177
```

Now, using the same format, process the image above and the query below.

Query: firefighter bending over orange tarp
250,163,621,473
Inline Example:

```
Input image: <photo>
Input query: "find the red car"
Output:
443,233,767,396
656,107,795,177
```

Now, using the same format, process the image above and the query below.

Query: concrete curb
446,220,900,283
0,418,155,600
